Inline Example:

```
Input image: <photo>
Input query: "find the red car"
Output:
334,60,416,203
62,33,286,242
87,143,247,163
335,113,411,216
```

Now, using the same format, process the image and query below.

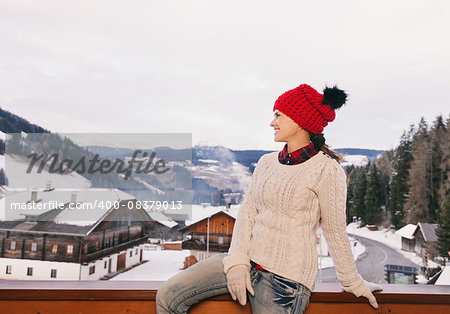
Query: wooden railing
0,280,449,313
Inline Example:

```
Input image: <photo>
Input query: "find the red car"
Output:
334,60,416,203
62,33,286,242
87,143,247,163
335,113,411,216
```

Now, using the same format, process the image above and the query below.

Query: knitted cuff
340,275,367,297
222,254,251,274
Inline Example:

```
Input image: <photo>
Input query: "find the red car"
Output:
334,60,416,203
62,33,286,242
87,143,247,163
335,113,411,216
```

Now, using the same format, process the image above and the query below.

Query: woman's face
270,110,303,142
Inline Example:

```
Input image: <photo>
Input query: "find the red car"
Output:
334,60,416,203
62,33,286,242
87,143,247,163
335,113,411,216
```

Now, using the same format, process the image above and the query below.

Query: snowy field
111,235,366,281
111,223,443,282
111,247,191,281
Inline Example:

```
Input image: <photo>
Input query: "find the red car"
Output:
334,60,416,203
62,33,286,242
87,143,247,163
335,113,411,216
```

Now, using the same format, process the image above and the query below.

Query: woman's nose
270,117,276,127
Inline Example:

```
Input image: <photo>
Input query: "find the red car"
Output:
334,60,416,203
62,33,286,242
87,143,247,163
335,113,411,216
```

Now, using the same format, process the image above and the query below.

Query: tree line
345,115,449,256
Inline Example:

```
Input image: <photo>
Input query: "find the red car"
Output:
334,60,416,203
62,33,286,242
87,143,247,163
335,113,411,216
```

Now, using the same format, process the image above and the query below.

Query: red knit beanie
273,84,347,134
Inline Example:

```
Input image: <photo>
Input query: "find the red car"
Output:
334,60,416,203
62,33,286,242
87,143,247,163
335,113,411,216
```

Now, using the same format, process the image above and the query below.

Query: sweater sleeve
316,159,367,296
222,156,263,274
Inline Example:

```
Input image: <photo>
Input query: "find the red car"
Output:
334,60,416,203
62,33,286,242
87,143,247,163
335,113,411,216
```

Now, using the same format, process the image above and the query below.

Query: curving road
317,235,420,284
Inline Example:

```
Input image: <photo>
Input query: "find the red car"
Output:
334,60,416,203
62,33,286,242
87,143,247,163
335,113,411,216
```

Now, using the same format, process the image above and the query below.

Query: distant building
146,211,181,241
396,224,417,252
396,222,438,264
0,188,153,280
414,222,438,264
413,223,438,252
180,208,237,263
163,241,182,251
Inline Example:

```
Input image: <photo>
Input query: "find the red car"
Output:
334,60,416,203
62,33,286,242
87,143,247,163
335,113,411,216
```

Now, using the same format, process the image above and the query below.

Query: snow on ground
112,221,442,281
435,266,450,285
111,233,366,281
318,235,366,269
346,223,440,268
112,234,366,281
134,177,164,195
111,247,191,281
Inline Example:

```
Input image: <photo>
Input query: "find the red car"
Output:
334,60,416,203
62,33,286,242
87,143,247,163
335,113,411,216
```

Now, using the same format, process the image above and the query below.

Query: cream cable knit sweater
222,151,367,296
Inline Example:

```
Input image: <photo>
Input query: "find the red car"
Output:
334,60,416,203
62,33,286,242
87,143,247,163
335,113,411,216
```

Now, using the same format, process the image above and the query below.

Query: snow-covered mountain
340,154,370,168
0,108,384,208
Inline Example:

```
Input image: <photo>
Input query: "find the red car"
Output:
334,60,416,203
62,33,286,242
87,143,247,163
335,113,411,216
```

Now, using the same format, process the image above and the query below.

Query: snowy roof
435,266,450,285
147,211,178,228
3,188,135,225
180,204,239,231
4,153,92,189
0,188,139,234
417,222,438,242
189,204,238,224
395,224,417,239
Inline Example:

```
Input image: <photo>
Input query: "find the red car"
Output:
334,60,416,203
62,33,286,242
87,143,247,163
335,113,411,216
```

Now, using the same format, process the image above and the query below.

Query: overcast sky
0,0,449,151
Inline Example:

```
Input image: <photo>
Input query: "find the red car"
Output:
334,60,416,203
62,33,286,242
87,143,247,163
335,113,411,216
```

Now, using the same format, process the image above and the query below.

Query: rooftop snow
2,188,136,226
4,154,91,189
183,204,239,227
395,224,417,239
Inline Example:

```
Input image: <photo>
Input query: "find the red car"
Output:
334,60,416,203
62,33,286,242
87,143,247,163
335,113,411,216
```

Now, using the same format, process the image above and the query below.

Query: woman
156,83,382,314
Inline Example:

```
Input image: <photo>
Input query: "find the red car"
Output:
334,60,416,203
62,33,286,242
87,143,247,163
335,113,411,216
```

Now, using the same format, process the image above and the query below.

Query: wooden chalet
396,222,439,266
180,209,236,262
0,188,154,280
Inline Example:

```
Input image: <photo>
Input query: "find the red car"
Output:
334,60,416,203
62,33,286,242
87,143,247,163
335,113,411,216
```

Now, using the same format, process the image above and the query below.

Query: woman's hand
226,265,254,306
361,280,383,309
341,277,383,309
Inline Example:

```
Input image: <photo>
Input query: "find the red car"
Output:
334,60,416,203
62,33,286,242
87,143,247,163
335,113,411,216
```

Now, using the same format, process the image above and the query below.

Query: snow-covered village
1,123,449,285
1,1,450,313
0,111,449,313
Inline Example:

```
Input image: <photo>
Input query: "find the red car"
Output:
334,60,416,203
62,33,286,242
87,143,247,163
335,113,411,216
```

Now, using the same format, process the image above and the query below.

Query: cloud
0,0,449,150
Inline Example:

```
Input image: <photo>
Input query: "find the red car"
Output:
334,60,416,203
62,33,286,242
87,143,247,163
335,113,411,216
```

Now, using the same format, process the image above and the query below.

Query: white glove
361,280,383,309
342,278,382,309
226,265,254,306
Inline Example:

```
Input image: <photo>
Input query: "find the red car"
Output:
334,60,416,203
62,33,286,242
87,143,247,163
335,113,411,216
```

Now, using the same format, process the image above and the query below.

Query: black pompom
322,85,347,109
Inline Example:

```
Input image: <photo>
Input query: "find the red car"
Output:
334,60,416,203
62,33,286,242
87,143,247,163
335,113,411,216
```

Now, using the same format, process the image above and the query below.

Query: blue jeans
156,253,311,314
